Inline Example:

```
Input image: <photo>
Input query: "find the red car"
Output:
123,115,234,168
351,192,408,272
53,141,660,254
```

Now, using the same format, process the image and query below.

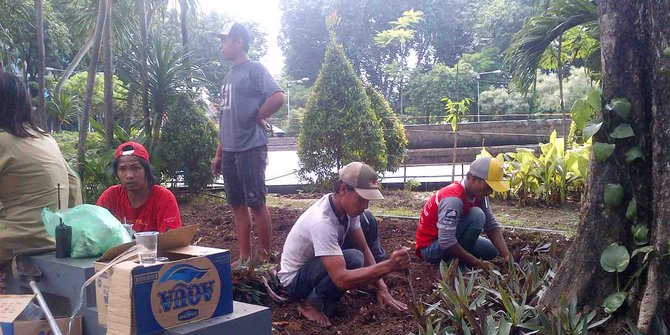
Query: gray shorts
221,145,268,207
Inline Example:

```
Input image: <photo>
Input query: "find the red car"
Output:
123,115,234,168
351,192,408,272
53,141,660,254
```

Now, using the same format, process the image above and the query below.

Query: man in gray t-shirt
278,162,411,327
211,23,285,264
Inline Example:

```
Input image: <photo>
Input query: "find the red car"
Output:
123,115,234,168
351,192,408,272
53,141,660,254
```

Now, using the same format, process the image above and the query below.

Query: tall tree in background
0,0,73,78
279,0,328,85
54,0,136,97
137,0,151,145
298,16,386,185
34,0,47,128
374,9,423,114
103,0,114,147
417,0,472,66
539,1,670,333
77,0,107,176
406,62,476,124
179,0,190,48
177,0,198,67
472,0,537,52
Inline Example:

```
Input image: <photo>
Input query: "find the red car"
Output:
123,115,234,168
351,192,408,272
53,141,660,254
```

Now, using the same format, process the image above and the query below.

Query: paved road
262,150,470,186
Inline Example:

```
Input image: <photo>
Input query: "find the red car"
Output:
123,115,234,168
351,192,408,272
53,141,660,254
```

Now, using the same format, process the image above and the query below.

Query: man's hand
376,285,408,311
211,156,221,176
387,248,411,272
258,118,272,134
475,260,493,271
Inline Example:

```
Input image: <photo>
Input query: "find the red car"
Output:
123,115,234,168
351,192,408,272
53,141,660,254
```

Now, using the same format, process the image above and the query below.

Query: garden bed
181,193,574,335
0,193,576,334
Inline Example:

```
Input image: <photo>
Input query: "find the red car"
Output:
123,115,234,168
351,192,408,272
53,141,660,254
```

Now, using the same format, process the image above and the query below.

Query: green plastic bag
42,204,132,258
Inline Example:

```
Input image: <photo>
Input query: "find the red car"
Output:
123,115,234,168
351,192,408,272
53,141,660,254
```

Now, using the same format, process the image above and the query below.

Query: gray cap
212,22,250,45
339,162,384,200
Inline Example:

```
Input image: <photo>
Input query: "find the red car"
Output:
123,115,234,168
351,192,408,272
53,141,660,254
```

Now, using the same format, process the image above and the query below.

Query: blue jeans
286,249,364,315
421,207,499,265
341,210,386,263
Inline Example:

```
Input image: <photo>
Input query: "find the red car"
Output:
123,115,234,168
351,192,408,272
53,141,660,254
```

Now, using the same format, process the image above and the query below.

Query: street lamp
286,77,309,120
475,69,502,122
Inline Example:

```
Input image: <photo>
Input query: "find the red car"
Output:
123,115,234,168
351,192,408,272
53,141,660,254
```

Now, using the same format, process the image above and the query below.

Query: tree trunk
637,2,670,332
540,1,670,332
103,0,114,148
124,89,134,132
557,34,566,143
150,110,162,159
136,0,151,147
179,0,189,49
35,0,47,129
77,0,107,177
179,0,191,87
54,35,94,97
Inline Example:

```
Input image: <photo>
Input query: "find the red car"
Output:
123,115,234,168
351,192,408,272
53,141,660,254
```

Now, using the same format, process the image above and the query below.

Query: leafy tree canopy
405,61,476,124
0,0,74,75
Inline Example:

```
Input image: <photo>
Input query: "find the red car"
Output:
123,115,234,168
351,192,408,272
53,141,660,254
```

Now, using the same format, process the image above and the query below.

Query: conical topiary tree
366,85,408,172
297,30,387,186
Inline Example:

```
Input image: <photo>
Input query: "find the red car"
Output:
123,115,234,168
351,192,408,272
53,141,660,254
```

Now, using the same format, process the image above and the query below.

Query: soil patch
179,194,573,335
0,193,574,334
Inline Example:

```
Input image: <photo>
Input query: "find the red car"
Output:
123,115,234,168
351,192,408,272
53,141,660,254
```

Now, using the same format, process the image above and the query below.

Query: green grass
265,195,316,210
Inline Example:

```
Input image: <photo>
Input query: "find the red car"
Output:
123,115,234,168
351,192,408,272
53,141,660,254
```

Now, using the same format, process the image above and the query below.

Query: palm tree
504,0,599,92
47,92,81,132
504,0,600,92
54,0,136,97
118,37,206,155
505,0,598,142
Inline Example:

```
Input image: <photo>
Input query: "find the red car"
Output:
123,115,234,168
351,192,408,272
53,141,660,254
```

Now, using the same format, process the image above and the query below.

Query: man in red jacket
97,141,182,233
415,157,511,270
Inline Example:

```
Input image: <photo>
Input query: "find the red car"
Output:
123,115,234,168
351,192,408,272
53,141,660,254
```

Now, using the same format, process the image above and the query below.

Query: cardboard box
0,294,82,335
93,225,233,335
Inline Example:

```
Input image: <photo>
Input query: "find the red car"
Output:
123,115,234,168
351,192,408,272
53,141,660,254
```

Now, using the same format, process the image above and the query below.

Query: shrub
412,243,610,334
297,32,387,186
366,85,408,172
534,67,594,114
478,87,531,120
479,130,590,206
158,94,218,192
53,130,115,203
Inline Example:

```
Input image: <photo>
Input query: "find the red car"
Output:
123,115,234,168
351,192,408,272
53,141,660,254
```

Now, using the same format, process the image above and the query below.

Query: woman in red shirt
97,141,181,233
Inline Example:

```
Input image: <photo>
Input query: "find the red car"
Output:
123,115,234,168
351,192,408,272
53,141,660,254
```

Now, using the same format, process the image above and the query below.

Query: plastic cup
134,231,158,265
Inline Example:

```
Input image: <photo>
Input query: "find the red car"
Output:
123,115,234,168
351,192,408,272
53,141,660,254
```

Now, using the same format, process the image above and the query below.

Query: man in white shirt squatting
278,162,411,327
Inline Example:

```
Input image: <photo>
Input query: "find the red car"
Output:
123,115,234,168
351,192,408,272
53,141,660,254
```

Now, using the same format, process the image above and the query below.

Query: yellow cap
469,157,510,193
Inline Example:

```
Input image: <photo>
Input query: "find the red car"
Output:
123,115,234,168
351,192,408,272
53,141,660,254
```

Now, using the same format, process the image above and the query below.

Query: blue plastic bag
42,204,132,258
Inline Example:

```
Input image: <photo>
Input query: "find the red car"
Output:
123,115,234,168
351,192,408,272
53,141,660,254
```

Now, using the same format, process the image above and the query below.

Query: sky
198,0,284,76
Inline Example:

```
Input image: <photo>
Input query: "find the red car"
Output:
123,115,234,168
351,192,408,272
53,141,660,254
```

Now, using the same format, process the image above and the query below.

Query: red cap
114,141,150,161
